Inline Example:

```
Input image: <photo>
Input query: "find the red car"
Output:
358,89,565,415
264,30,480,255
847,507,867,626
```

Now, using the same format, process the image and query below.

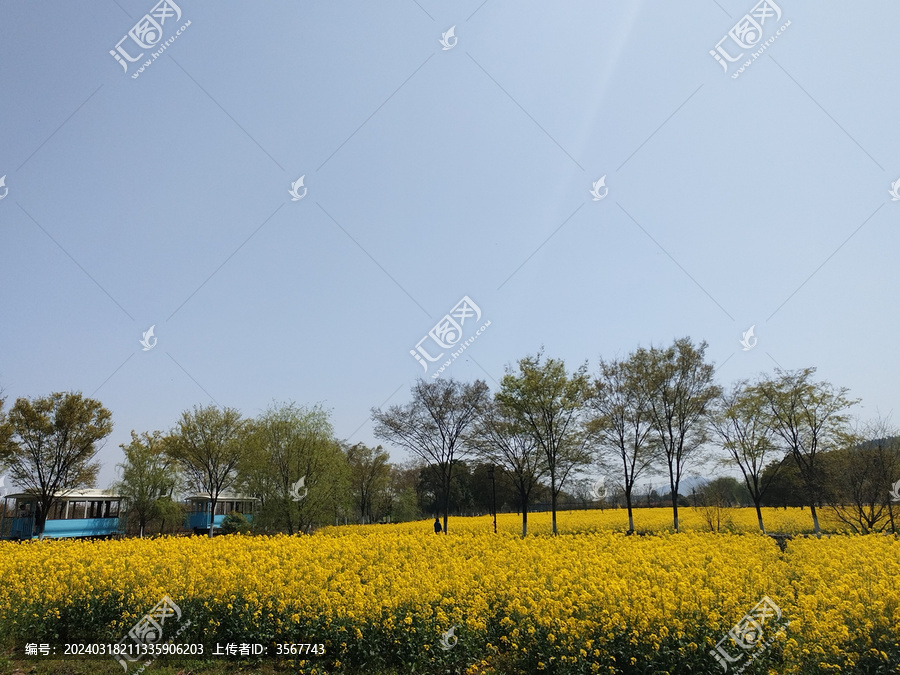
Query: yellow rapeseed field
0,508,896,674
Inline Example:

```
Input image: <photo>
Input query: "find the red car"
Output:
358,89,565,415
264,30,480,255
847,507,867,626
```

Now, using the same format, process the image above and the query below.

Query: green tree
416,460,475,517
759,458,806,509
588,355,657,534
372,378,489,534
0,392,111,538
496,350,592,535
167,404,245,537
115,430,179,537
709,381,786,533
152,495,185,535
240,402,347,534
633,338,721,533
384,461,422,523
345,443,391,524
747,367,858,535
220,510,251,535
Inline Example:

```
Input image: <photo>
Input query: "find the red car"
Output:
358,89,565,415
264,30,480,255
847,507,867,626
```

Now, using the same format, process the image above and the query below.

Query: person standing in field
434,517,442,534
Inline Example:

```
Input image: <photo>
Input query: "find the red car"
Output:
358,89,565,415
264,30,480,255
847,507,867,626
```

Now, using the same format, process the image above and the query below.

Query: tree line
1,336,897,537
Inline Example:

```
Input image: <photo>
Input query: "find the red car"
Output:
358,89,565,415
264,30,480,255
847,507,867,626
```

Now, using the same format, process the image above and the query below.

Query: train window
108,501,120,517
50,501,67,520
70,501,87,519
233,501,244,514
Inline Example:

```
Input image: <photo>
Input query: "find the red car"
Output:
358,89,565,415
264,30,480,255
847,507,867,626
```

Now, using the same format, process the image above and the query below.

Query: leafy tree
0,392,111,537
220,510,251,535
709,381,786,532
416,460,475,516
115,430,179,537
748,367,858,535
469,398,547,536
167,404,245,537
633,338,721,532
496,350,592,535
759,458,806,509
588,355,656,534
384,461,423,523
468,461,517,516
345,443,391,524
152,495,185,535
372,378,489,534
239,402,347,534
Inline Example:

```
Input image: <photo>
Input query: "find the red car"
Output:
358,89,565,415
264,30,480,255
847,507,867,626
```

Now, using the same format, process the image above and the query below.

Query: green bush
220,511,251,535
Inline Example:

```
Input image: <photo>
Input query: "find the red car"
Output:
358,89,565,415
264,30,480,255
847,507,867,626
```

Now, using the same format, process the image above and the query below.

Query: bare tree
693,477,744,533
468,399,547,537
824,415,900,534
747,367,858,535
0,392,110,538
496,350,592,535
372,378,489,534
588,355,656,534
633,338,721,533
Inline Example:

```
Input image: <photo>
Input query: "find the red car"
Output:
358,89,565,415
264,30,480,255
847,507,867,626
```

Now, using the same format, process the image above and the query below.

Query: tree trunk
443,464,451,535
625,490,635,534
755,501,765,533
520,494,528,538
550,472,558,535
809,502,821,536
209,498,216,538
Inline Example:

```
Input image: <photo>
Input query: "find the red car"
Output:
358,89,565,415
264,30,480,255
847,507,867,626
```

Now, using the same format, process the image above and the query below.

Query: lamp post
488,465,497,534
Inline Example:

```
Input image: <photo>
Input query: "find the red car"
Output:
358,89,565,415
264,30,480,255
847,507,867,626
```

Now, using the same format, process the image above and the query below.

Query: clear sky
1,1,898,490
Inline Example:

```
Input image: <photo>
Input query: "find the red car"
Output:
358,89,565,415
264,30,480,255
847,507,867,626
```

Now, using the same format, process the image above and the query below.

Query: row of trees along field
1,337,898,538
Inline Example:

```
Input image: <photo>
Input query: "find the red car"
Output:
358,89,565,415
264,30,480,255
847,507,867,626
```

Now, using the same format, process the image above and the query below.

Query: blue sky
1,1,898,490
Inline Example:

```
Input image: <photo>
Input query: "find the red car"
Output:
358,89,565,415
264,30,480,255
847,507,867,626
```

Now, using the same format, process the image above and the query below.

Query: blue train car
0,489,125,540
185,493,257,534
